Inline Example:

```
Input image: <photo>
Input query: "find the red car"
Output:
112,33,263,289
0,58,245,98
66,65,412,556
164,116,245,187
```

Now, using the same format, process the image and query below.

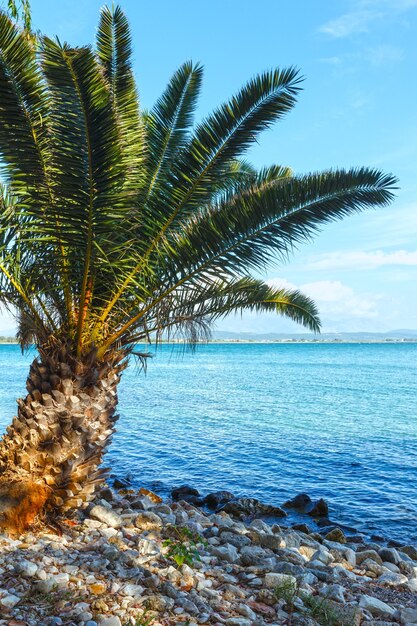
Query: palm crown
0,5,396,363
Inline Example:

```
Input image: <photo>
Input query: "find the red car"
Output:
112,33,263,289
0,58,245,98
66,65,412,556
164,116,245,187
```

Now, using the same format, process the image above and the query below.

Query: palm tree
0,5,396,532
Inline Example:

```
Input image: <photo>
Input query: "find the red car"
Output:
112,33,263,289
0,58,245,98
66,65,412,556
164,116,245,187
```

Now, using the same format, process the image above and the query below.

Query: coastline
2,484,416,625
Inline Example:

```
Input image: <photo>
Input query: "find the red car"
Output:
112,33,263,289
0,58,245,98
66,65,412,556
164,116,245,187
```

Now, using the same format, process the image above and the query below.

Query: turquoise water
0,343,416,542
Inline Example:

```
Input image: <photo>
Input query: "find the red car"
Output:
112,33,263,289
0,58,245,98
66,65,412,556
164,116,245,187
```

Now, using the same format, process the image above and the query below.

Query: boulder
171,485,202,504
324,528,346,543
379,547,401,564
356,549,383,565
378,571,408,586
359,594,395,617
283,493,312,510
221,497,286,519
205,490,235,509
283,493,329,517
134,511,163,530
308,498,329,517
401,545,417,560
113,477,131,489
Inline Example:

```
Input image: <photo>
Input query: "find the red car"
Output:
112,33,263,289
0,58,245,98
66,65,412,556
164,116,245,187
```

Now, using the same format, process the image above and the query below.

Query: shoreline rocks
0,486,415,625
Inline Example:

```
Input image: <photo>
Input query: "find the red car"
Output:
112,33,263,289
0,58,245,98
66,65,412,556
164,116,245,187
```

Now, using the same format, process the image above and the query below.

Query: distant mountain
212,329,417,341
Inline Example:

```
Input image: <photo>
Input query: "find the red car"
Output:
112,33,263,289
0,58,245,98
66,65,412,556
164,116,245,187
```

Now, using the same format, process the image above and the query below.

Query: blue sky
1,0,416,334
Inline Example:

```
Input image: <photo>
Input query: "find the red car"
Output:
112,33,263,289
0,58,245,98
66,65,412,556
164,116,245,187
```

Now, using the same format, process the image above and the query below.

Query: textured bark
0,350,126,531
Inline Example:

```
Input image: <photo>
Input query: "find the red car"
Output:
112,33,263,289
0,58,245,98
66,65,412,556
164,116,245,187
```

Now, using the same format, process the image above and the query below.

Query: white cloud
268,278,379,320
320,9,379,38
364,44,404,66
320,0,417,38
301,249,417,271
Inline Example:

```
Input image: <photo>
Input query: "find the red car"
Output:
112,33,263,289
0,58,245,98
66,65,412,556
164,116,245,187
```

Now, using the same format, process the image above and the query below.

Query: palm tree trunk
0,350,125,533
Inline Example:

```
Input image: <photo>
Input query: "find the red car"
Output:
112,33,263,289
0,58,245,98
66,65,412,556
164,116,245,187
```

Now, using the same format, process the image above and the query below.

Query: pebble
0,594,20,608
90,505,123,528
97,618,122,626
359,594,396,617
0,484,415,626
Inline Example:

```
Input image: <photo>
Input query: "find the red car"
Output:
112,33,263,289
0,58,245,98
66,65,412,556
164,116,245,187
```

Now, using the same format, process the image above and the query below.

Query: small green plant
302,593,356,626
162,525,207,568
124,609,156,626
273,578,300,622
272,582,356,626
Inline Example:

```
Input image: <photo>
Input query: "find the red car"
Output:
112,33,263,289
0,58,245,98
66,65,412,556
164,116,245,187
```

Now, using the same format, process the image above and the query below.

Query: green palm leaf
0,5,397,360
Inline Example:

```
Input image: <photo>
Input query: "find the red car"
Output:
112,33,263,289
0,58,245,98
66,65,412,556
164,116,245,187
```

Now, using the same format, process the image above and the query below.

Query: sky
1,0,416,335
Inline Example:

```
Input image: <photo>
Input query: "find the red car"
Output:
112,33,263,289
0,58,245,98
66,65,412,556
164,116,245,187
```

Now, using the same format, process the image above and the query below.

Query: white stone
311,547,334,565
121,583,144,598
407,578,417,592
265,572,296,589
359,594,396,617
97,618,122,626
36,572,70,593
17,559,38,577
0,594,20,608
100,527,118,539
89,505,123,528
378,571,408,586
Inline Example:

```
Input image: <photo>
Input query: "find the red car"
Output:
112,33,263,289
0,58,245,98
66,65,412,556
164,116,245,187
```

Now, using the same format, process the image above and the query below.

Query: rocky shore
0,484,416,626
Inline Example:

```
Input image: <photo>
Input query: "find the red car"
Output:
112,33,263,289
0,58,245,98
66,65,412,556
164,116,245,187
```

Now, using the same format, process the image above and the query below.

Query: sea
0,342,416,543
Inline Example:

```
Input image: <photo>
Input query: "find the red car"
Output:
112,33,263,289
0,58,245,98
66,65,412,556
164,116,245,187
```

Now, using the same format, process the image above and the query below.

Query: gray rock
324,528,346,543
211,543,239,563
205,491,235,508
256,533,284,550
90,505,123,528
283,493,312,510
379,547,401,564
401,545,417,560
171,485,201,504
382,561,400,573
0,594,20,608
219,531,251,548
239,545,271,566
265,572,296,589
237,603,257,620
221,497,287,518
274,561,305,577
16,558,38,577
378,571,408,586
250,518,273,534
225,619,252,626
146,595,175,611
359,594,396,617
134,511,163,530
356,549,383,565
396,606,417,624
321,583,345,603
311,547,334,565
308,498,329,517
399,559,415,577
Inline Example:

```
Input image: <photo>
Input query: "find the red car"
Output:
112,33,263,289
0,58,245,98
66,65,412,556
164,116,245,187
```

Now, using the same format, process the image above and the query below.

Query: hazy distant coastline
0,330,416,345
